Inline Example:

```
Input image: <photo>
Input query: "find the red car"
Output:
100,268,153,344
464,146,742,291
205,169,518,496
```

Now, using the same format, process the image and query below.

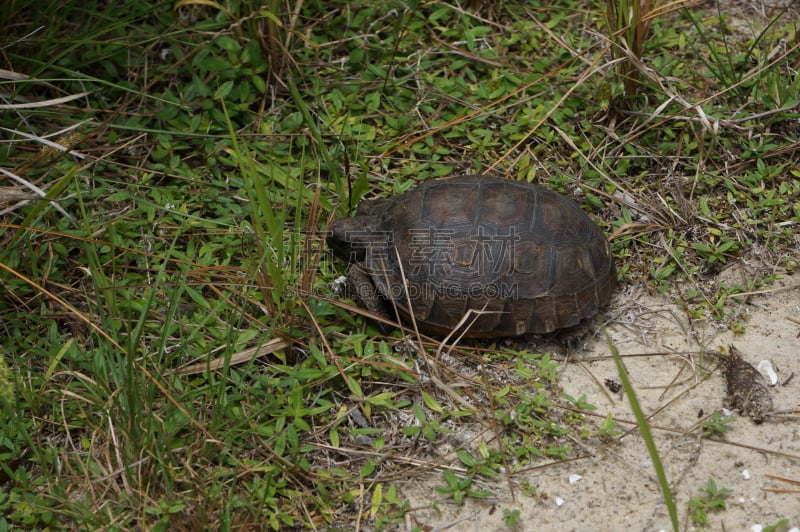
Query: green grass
606,330,678,531
1,0,799,529
688,477,732,527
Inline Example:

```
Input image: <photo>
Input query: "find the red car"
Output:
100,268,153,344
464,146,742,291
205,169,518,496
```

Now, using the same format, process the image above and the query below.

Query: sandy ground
397,262,799,531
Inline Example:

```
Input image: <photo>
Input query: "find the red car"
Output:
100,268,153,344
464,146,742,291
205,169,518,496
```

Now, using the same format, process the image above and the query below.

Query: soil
397,262,799,531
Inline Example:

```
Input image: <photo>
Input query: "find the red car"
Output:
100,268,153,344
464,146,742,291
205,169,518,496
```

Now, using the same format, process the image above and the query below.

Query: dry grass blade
168,337,291,376
0,123,89,159
0,68,31,81
0,167,75,220
0,91,93,110
0,187,36,203
763,475,800,494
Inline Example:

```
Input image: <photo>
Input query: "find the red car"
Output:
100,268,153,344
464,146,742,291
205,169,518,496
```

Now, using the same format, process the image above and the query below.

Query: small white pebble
788,528,800,532
757,360,778,386
751,526,763,532
568,474,582,484
555,497,565,507
742,469,751,480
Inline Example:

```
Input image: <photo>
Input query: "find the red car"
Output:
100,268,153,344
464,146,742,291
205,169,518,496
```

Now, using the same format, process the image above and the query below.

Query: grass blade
605,328,678,531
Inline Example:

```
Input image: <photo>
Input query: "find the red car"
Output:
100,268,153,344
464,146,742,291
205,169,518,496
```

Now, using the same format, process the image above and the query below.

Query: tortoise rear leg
552,322,592,350
518,320,595,352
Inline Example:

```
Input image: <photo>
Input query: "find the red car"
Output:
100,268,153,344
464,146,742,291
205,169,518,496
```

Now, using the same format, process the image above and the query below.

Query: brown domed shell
327,174,616,338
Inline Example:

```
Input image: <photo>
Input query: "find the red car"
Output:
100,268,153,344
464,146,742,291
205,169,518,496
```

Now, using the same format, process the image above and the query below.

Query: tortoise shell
327,174,616,338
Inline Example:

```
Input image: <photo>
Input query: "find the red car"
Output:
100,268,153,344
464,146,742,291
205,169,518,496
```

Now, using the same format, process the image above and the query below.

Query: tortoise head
326,214,386,263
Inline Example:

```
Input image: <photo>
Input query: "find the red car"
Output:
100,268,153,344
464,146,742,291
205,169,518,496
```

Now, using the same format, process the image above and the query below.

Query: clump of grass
688,478,732,527
701,409,734,437
603,0,656,96
602,0,700,99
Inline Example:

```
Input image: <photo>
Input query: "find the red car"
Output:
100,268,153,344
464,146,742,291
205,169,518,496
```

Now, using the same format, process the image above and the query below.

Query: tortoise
327,174,616,338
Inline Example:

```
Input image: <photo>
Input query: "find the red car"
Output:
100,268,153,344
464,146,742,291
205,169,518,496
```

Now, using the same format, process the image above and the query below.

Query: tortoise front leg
346,264,394,334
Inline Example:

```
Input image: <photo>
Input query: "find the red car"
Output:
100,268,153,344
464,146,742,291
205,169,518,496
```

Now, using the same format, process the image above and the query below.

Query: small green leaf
345,375,364,399
361,461,376,477
198,55,230,72
456,450,476,467
215,80,235,100
422,391,444,413
370,483,383,517
215,35,240,53
366,392,396,407
402,426,421,436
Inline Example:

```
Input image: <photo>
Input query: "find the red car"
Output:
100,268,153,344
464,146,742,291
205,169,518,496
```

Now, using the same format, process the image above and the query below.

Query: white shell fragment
568,474,582,484
756,360,778,386
742,469,751,480
555,497,565,507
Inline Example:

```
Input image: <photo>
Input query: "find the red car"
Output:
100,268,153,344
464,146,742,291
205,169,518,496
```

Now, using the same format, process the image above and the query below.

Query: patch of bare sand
399,269,799,531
